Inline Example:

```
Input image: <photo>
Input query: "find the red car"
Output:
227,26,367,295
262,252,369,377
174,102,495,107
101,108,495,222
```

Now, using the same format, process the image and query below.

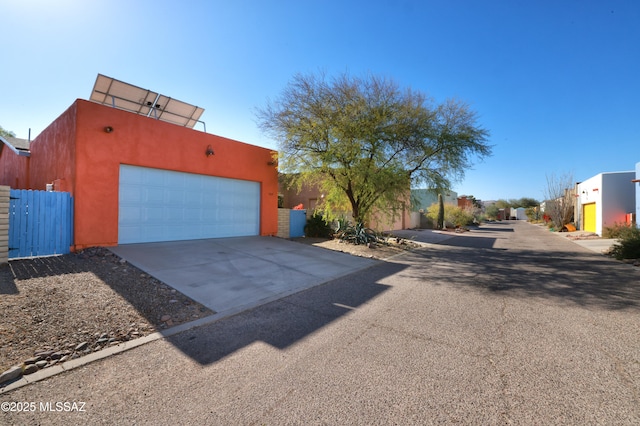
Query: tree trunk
351,201,362,225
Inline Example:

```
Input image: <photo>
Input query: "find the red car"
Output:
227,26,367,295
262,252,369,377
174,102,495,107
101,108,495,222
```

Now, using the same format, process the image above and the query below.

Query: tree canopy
495,197,540,209
0,125,16,139
258,72,491,224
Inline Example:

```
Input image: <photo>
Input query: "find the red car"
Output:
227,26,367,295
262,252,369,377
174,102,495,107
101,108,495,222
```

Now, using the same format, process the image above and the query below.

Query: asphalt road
2,222,639,425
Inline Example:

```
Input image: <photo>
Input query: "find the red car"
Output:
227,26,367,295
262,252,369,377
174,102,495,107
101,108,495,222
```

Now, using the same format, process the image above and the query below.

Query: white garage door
118,165,260,244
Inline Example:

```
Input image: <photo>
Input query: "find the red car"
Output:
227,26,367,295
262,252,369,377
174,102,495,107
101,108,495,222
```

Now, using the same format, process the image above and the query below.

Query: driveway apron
110,237,377,315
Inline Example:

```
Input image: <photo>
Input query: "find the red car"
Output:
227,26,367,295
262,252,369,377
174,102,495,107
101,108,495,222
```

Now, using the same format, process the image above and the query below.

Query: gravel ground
0,247,214,380
292,235,421,259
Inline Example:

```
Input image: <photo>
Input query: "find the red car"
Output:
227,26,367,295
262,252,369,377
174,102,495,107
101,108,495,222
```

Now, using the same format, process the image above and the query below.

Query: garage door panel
145,187,165,203
121,166,145,184
119,165,260,244
166,189,183,204
217,208,234,222
119,206,142,223
165,206,183,221
184,208,202,221
119,185,142,203
185,192,202,204
202,198,216,209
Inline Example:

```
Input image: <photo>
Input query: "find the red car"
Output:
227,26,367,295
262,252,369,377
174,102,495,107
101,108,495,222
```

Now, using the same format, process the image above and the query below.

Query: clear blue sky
2,0,638,202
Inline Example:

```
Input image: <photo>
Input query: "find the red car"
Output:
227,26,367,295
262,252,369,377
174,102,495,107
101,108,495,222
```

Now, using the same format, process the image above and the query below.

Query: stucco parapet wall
0,185,9,265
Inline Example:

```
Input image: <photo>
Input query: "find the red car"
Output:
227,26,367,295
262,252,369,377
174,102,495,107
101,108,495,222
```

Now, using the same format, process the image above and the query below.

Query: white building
576,171,636,235
510,207,528,220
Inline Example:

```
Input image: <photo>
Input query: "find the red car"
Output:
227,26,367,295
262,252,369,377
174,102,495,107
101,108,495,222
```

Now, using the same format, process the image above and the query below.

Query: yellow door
583,203,596,233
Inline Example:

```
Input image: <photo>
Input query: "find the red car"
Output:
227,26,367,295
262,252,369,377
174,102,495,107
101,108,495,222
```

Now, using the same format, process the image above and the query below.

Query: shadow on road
2,248,406,368
165,261,406,365
401,243,640,311
0,264,19,294
435,235,500,249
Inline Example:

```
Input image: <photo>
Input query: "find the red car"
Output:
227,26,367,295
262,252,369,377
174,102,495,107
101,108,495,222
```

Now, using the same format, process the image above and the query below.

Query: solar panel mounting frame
89,74,205,130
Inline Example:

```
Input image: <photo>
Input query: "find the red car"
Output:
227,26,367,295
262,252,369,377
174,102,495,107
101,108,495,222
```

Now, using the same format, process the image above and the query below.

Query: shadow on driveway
164,261,406,365
2,243,406,368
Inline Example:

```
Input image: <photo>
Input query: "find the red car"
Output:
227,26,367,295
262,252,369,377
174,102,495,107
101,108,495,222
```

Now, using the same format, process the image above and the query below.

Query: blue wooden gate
290,209,307,238
9,189,73,258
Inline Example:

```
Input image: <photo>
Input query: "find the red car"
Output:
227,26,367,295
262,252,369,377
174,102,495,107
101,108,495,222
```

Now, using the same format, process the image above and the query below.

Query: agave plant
335,221,379,245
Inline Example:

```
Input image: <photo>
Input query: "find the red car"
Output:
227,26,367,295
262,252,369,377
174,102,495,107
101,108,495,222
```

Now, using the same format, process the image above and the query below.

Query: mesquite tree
258,72,491,224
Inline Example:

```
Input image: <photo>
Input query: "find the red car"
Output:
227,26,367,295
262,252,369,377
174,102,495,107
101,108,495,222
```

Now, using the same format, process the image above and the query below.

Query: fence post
277,208,290,238
0,186,9,265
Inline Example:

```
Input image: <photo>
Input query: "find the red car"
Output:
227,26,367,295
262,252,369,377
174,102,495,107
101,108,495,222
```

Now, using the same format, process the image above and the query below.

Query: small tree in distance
543,172,575,230
514,197,540,209
485,204,500,220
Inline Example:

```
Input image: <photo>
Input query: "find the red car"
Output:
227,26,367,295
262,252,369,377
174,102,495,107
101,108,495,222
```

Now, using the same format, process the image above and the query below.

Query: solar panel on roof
89,74,205,130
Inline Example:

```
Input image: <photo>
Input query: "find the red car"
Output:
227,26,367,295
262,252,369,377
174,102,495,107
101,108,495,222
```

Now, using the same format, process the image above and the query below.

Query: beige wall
281,181,322,216
368,201,413,232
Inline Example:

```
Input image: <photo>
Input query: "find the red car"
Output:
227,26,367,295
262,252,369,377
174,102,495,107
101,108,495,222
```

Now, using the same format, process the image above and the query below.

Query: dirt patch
564,233,602,240
291,236,422,260
0,248,214,383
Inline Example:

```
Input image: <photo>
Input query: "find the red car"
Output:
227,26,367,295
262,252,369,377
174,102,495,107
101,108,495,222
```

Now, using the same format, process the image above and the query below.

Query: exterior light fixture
206,145,214,157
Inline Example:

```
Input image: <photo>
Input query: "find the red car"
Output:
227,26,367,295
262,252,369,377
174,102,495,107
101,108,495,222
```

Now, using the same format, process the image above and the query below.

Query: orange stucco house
0,79,278,250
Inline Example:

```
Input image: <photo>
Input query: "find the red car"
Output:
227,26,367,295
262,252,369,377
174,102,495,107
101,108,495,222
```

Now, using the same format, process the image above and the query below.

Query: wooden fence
0,186,8,265
8,189,73,259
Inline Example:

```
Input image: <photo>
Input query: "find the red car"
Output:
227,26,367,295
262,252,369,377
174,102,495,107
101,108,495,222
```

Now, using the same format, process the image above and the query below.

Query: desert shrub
304,213,333,238
426,204,475,228
484,205,500,221
449,207,475,227
525,207,540,222
603,223,637,239
609,226,640,260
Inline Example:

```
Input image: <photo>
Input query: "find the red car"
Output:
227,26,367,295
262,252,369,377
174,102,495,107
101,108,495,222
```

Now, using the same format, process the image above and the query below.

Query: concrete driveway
110,237,376,316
